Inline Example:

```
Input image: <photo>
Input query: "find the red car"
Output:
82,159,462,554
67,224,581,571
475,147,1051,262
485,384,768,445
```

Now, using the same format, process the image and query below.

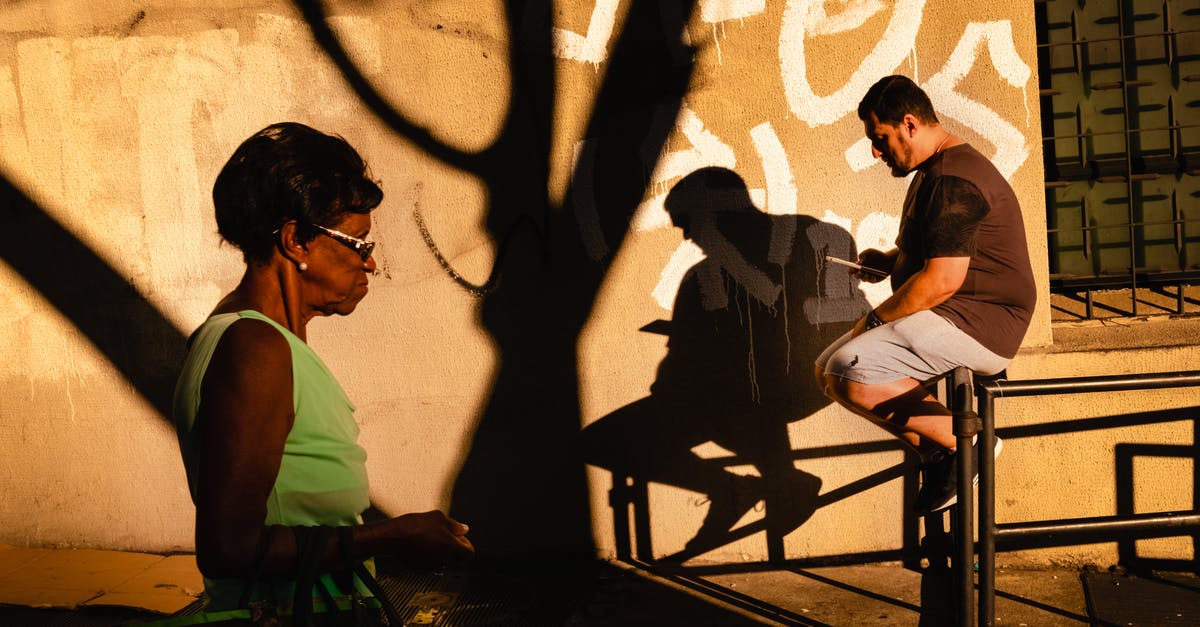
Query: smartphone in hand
824,255,888,278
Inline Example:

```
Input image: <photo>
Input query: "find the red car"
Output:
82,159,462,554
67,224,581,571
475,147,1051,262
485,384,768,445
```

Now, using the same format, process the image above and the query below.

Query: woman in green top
173,122,473,610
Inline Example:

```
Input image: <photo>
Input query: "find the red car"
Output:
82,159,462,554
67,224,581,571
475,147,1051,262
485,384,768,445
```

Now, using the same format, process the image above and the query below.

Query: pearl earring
299,262,308,272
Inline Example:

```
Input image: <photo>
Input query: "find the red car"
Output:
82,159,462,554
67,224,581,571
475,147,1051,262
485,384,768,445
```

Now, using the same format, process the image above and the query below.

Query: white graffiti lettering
749,122,802,265
842,21,1032,180
852,211,902,306
550,4,1032,320
551,0,768,67
632,106,739,232
780,0,927,127
552,0,622,66
652,239,707,310
701,0,766,24
921,21,1031,179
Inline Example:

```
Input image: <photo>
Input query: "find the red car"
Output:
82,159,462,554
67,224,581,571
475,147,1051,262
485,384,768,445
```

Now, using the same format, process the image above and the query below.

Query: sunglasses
311,223,376,262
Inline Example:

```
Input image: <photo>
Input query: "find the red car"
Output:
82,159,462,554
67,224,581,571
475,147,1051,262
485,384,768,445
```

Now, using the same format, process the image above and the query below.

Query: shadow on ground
12,559,1200,626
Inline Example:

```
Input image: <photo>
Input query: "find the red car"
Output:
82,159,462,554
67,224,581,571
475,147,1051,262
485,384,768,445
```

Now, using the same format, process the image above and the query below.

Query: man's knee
825,373,872,413
813,364,830,398
828,376,897,416
817,368,856,408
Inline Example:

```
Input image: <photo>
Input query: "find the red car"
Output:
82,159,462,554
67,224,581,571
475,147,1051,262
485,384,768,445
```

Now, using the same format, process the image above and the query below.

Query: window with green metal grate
1037,0,1200,318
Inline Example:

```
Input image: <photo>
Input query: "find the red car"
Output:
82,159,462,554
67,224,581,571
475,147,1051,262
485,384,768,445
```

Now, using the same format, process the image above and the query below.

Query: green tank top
173,310,371,610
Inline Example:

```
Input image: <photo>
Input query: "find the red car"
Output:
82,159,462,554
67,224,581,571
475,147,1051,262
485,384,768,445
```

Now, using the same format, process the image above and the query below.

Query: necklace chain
934,133,951,154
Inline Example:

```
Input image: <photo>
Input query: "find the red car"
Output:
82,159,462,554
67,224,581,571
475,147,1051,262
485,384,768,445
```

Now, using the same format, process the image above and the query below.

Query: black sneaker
913,436,1003,515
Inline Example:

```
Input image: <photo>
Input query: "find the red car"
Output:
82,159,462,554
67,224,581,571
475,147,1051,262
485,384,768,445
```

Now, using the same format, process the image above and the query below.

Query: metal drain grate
377,568,544,626
1082,569,1200,626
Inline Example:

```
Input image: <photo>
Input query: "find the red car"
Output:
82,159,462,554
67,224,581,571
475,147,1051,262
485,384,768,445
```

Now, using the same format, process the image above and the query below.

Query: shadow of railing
611,440,913,565
1117,441,1200,573
597,394,1200,625
596,435,943,625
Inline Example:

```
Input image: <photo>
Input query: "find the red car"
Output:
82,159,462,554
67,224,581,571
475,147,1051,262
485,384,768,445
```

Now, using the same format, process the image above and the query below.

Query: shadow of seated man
581,167,869,557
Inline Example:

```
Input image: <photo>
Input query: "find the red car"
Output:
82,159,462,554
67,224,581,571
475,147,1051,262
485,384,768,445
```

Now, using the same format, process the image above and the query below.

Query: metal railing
953,370,1200,626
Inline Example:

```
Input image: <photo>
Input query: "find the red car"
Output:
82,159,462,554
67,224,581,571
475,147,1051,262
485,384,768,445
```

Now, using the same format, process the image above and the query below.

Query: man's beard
888,144,914,177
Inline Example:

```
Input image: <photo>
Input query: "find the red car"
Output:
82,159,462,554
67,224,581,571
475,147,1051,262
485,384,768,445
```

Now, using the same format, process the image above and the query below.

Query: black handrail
968,370,1200,626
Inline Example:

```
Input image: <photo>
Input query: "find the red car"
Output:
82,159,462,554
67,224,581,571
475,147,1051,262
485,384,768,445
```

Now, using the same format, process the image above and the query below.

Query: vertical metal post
972,370,1200,625
1117,0,1140,316
951,367,978,626
979,390,997,626
1193,416,1200,575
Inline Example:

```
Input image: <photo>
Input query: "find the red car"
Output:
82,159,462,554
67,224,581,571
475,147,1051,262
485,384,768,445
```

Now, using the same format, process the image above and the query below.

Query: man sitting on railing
815,75,1037,515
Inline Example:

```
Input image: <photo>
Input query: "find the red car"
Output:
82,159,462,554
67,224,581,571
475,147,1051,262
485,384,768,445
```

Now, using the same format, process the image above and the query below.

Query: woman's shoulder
192,309,279,342
218,313,290,358
187,312,292,379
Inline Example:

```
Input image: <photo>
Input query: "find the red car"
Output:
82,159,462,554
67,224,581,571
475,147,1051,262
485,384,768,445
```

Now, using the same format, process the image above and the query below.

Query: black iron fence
961,370,1200,626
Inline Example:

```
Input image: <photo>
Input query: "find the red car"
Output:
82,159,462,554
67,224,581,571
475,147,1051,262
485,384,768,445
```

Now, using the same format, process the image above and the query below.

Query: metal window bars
1037,0,1200,318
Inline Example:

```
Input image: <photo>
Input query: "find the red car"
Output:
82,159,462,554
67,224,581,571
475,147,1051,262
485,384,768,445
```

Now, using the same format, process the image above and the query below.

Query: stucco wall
3,0,1189,568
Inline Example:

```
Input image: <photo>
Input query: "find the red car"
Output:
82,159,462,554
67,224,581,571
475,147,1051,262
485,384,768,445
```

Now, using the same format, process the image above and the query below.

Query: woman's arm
194,317,293,577
193,318,472,578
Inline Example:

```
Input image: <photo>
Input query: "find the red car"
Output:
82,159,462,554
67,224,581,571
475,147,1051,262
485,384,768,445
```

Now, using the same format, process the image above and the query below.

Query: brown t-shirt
890,144,1036,358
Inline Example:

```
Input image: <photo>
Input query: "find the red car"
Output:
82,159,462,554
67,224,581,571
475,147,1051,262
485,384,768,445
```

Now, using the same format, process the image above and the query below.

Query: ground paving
3,545,1158,626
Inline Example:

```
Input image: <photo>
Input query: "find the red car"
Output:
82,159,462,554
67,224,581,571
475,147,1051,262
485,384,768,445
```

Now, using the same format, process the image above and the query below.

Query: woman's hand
381,510,474,570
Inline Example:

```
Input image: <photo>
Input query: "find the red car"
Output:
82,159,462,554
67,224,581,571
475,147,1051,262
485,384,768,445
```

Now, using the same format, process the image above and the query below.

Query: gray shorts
816,310,1010,385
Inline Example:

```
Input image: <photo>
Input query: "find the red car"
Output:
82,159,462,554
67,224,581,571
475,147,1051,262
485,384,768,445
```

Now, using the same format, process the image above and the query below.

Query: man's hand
854,248,895,283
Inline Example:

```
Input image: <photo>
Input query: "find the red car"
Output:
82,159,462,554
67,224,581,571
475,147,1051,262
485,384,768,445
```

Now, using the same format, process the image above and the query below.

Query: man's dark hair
857,75,939,126
213,122,383,264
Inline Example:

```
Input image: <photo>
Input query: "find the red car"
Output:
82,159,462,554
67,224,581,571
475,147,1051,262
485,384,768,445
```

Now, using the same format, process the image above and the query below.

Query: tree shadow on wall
294,3,981,625
295,0,699,567
580,168,870,563
0,176,186,419
450,2,699,565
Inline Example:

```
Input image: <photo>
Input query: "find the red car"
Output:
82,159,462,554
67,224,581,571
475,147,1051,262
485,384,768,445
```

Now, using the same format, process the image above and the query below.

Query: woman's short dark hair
213,122,383,264
857,75,939,126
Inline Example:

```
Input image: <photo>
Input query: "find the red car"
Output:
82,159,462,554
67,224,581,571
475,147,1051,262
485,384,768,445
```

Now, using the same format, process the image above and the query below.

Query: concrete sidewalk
0,543,1112,626
0,544,202,615
573,561,1095,625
